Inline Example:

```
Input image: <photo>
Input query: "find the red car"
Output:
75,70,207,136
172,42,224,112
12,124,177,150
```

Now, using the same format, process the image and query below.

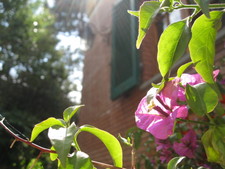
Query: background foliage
0,0,81,168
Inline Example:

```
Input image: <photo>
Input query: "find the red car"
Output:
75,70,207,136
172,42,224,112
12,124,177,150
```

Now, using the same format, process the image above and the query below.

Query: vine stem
0,118,55,153
131,136,136,169
177,118,215,126
205,113,215,125
175,3,225,10
0,118,126,169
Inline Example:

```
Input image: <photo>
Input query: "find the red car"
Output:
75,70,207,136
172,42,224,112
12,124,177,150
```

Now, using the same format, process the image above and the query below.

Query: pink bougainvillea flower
173,130,197,158
159,148,173,163
135,70,219,140
155,139,173,162
135,80,188,140
155,138,172,151
180,69,219,86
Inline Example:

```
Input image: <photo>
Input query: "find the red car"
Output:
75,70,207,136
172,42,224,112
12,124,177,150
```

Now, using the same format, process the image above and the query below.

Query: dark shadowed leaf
185,83,218,116
194,0,210,18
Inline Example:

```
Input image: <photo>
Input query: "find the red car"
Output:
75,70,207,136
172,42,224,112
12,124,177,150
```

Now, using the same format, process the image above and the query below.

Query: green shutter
111,0,139,100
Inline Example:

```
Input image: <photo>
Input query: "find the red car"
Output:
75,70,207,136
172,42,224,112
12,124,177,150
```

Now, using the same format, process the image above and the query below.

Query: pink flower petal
175,105,188,119
173,130,197,158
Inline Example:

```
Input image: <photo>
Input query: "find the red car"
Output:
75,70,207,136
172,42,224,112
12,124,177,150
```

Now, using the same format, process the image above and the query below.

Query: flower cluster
135,70,219,160
155,130,197,162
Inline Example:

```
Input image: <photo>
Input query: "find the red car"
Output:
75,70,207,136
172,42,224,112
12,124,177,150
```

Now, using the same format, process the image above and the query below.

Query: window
111,0,139,100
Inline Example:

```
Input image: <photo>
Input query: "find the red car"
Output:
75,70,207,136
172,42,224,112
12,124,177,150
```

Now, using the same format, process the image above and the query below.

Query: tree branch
0,118,126,169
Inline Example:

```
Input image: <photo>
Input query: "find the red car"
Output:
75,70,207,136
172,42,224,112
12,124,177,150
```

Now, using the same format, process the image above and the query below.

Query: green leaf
202,128,220,163
177,61,193,77
189,11,224,84
63,105,84,123
78,125,123,168
49,146,58,161
126,127,144,149
127,10,139,17
157,20,191,77
185,83,218,116
136,1,160,49
118,134,132,147
194,0,210,18
160,0,173,9
167,156,185,169
214,102,225,116
212,126,225,167
66,151,93,169
48,123,77,168
202,126,225,168
30,117,65,142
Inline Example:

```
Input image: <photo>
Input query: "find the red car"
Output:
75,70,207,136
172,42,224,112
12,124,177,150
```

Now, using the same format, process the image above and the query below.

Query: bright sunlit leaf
127,10,139,17
78,125,123,168
50,146,58,161
30,117,65,142
177,61,193,77
136,1,160,49
157,20,191,77
189,11,224,84
48,123,77,168
66,151,93,169
63,105,84,123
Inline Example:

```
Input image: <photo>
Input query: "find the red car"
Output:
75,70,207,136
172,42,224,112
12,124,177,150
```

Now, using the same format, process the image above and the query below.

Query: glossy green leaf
48,123,77,168
167,156,185,169
127,10,139,17
189,11,224,84
63,105,84,123
136,1,160,49
194,0,210,18
185,83,218,116
66,151,93,169
78,125,123,168
177,61,193,77
157,20,191,77
30,117,65,142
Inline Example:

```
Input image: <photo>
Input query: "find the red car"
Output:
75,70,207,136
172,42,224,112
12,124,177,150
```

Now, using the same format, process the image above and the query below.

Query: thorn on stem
10,139,17,149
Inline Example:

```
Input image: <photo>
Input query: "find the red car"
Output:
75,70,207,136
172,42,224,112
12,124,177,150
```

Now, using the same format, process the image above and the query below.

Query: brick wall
78,15,160,169
78,1,225,168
